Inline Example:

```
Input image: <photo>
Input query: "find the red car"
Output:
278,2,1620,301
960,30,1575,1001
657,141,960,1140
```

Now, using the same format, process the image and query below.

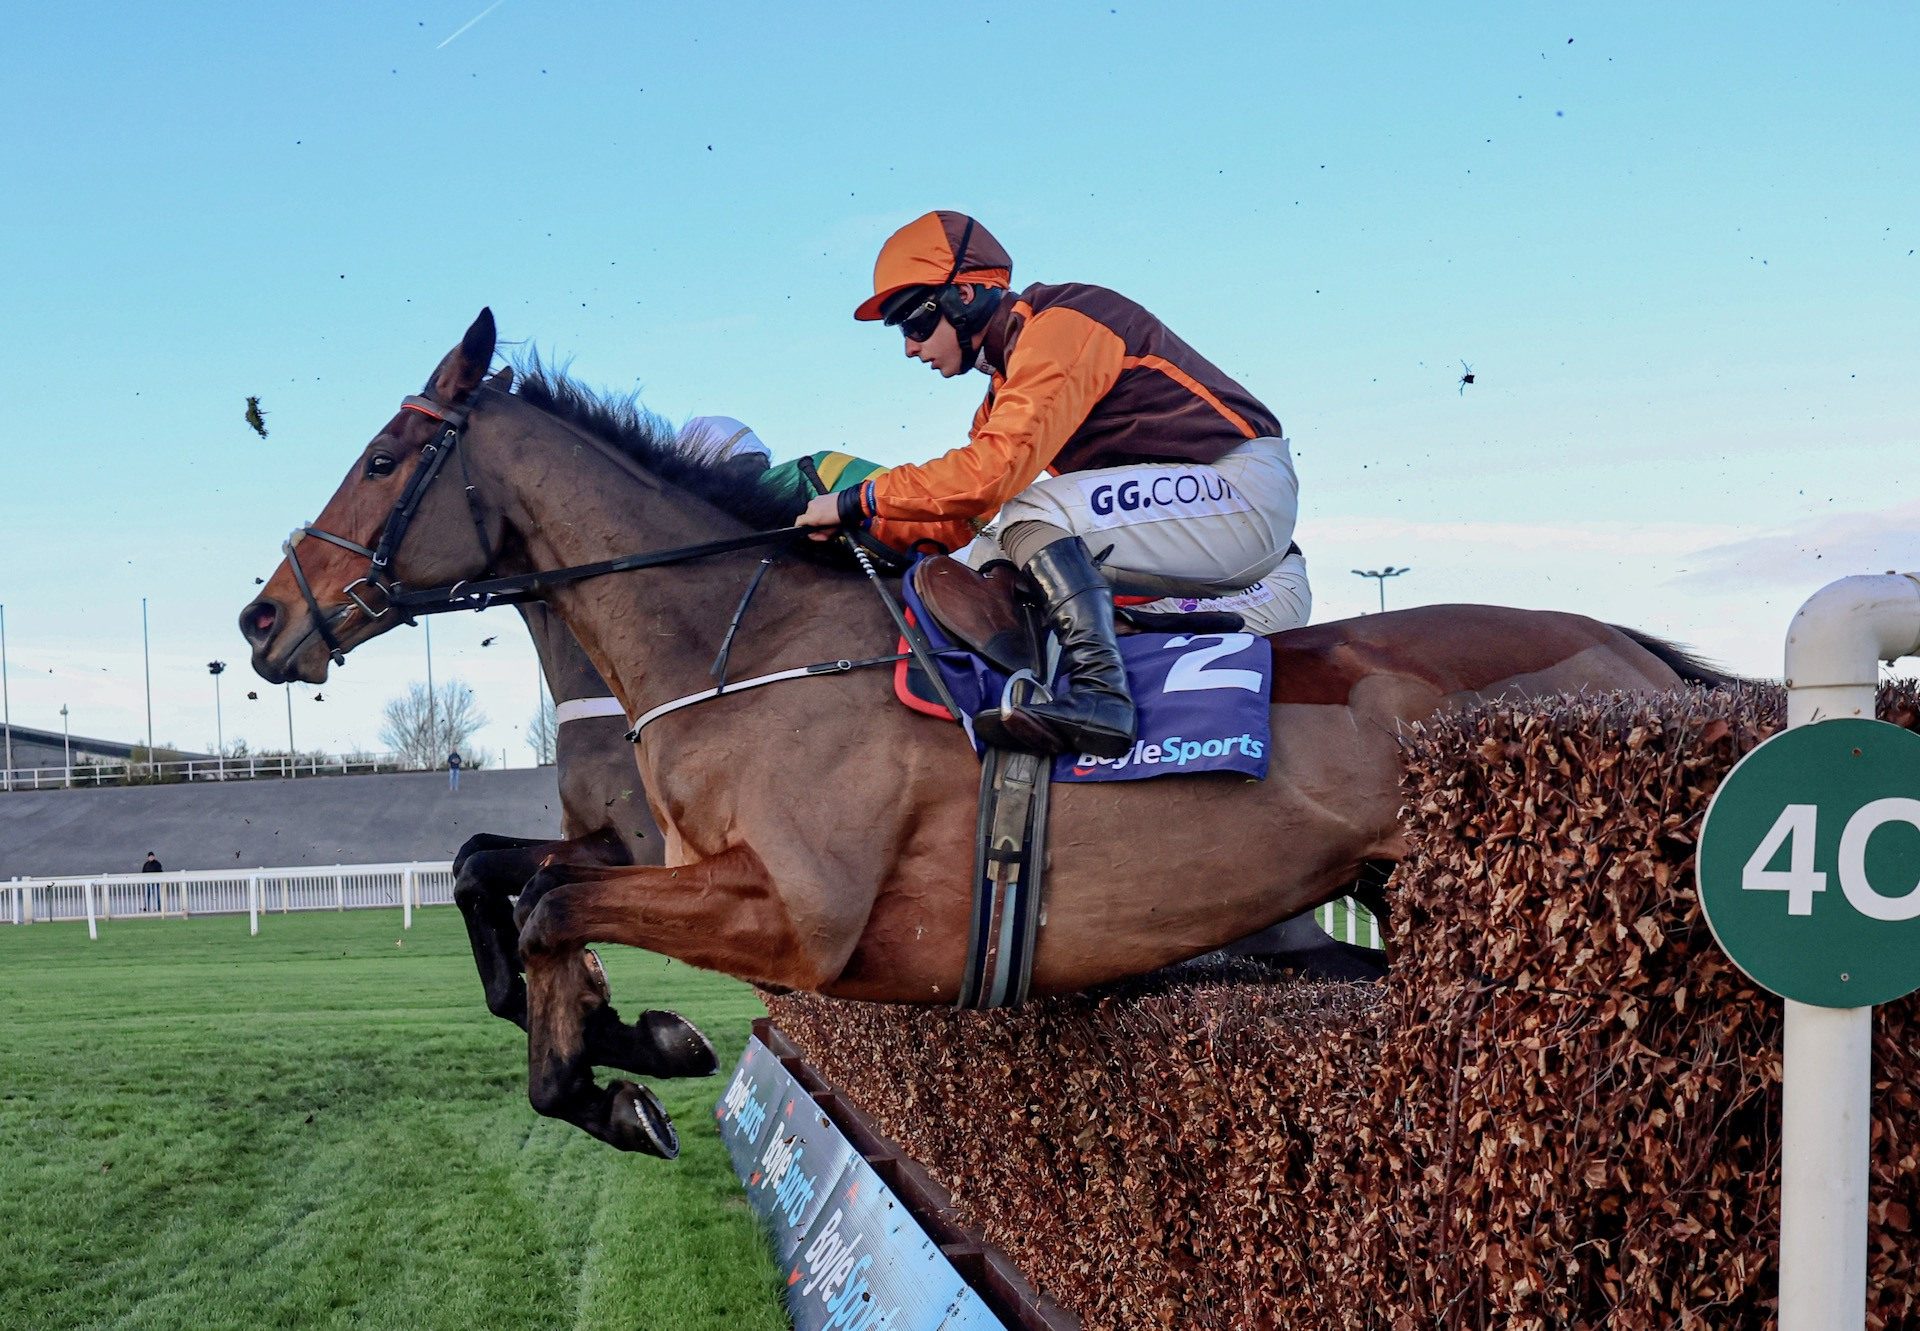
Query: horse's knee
483,974,529,1026
514,867,572,950
527,1067,574,1120
452,834,490,877
452,867,489,913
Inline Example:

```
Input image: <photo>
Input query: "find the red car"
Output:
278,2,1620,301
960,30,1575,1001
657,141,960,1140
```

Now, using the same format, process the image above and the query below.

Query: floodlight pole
534,656,548,766
425,619,438,761
60,703,70,788
208,661,227,780
1,601,12,792
1351,566,1411,614
142,597,155,776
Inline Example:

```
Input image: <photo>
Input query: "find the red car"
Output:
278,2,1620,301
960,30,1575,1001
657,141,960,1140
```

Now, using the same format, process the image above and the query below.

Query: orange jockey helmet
854,211,1013,344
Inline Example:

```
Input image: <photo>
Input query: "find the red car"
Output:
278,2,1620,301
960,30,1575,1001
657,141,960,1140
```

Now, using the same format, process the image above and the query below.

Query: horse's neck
514,603,612,705
475,399,872,721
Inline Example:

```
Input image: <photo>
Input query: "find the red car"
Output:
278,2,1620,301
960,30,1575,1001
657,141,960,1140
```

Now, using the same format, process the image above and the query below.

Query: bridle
269,386,960,732
280,393,491,664
277,388,811,663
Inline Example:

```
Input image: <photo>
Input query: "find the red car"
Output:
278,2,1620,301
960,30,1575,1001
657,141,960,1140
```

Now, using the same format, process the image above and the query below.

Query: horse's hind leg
512,847,797,1154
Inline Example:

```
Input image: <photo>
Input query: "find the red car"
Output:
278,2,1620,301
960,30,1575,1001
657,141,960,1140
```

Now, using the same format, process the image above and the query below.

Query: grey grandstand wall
0,768,563,879
1,722,210,772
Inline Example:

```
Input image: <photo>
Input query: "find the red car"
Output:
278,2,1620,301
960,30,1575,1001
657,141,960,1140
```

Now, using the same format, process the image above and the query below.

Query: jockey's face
900,282,987,379
903,313,966,377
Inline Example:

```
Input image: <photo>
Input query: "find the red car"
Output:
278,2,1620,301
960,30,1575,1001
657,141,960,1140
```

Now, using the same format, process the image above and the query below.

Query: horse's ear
433,307,497,403
486,365,514,392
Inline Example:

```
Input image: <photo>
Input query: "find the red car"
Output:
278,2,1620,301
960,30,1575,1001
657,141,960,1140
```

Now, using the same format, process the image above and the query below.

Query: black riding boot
973,537,1137,758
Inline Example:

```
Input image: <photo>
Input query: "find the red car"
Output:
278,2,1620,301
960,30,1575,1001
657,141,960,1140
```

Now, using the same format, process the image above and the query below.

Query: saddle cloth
896,564,1273,783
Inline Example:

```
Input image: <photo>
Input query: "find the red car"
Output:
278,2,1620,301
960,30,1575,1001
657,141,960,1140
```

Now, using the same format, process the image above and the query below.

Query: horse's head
241,309,507,684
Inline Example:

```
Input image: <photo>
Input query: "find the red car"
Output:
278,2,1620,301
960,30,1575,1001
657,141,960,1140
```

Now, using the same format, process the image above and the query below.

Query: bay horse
239,309,1725,1153
460,606,1373,1051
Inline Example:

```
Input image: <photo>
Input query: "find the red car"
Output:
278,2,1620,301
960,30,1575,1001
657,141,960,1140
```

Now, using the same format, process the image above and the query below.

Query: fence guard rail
3,860,455,938
7,860,1378,953
1,753,412,791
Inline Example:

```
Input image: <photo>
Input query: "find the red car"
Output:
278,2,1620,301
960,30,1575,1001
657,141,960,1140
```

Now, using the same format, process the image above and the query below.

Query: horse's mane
507,354,799,533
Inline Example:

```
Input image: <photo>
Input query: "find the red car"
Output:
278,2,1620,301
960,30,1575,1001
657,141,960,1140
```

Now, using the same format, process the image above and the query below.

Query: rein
284,390,805,651
387,525,806,615
285,385,954,742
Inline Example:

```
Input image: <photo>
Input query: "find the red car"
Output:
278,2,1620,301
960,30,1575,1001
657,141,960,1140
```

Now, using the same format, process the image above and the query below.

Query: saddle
910,555,1246,679
902,555,1251,1010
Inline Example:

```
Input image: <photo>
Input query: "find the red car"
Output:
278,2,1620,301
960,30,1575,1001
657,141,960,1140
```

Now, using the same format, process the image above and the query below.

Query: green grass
0,908,789,1331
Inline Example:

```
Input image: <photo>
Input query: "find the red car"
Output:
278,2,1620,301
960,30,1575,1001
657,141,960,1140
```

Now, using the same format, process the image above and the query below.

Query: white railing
1314,897,1383,951
7,858,1376,951
2,860,456,938
0,753,412,791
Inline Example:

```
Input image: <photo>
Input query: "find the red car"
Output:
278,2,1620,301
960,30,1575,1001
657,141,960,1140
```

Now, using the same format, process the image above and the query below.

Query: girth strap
625,652,908,741
554,696,626,725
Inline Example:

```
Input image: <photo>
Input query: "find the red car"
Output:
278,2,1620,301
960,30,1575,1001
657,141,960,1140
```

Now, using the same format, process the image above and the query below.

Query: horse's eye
366,454,396,478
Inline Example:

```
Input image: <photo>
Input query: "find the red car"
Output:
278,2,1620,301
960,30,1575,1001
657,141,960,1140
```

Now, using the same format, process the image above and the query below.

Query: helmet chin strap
941,283,1003,372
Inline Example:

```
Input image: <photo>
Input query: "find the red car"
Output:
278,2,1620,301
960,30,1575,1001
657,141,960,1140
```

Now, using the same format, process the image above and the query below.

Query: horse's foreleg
513,847,801,1154
454,832,712,1085
453,831,623,1026
452,837,552,1027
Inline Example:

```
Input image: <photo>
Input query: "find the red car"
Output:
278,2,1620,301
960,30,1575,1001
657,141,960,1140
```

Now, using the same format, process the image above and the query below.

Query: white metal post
1781,1001,1871,1328
248,873,260,936
335,873,345,912
1778,573,1920,1331
84,880,97,941
402,867,414,930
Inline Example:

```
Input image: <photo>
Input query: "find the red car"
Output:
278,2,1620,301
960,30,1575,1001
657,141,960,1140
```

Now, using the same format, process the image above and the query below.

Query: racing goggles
881,286,946,343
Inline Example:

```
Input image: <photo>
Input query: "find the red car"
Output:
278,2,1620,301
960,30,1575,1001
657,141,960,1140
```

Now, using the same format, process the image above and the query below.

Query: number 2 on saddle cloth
893,564,1275,783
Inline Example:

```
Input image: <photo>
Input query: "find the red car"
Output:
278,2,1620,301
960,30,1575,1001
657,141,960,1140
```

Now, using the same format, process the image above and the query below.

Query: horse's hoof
581,948,611,1003
609,1081,679,1158
639,1009,718,1078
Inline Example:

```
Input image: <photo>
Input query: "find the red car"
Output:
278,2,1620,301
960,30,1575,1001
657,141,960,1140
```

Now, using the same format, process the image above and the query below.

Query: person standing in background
446,751,462,793
141,850,163,911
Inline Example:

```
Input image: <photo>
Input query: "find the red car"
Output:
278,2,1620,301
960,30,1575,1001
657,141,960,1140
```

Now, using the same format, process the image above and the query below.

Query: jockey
793,210,1310,759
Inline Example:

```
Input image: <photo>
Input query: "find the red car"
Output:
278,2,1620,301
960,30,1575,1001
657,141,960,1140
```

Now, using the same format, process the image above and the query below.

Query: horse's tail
1612,624,1745,689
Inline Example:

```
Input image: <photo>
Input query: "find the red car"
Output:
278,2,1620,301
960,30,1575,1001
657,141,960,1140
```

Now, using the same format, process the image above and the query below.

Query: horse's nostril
243,600,279,644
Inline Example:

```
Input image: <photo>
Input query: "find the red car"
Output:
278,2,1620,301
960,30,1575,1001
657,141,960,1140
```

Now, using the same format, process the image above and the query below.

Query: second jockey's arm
794,490,842,540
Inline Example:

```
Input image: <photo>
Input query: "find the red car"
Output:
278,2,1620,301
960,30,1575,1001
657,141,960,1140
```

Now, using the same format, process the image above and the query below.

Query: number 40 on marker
1743,799,1920,921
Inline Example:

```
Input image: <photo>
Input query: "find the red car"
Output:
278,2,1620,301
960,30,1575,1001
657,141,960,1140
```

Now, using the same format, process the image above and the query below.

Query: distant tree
379,680,488,770
126,744,193,784
526,693,558,766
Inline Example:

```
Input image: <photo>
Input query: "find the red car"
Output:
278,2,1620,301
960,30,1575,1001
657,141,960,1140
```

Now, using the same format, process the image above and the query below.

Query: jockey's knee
999,519,1073,569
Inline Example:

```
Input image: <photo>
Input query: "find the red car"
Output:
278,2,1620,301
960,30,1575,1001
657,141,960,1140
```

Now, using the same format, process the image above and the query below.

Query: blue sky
1,2,1914,768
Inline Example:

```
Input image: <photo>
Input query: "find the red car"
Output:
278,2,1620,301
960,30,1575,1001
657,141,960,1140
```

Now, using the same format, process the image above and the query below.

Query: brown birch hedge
766,681,1920,1330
